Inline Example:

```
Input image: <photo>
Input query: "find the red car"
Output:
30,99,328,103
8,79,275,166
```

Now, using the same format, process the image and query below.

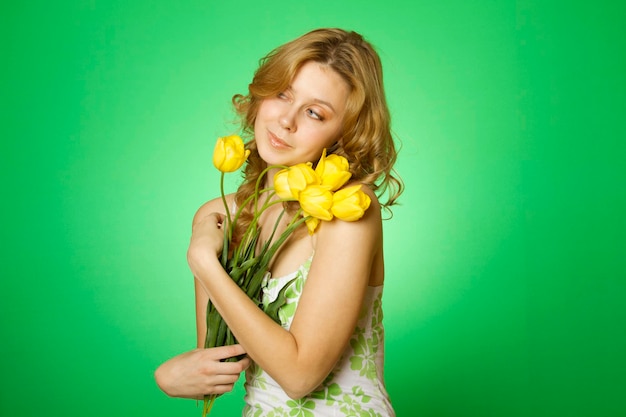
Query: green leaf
264,276,298,324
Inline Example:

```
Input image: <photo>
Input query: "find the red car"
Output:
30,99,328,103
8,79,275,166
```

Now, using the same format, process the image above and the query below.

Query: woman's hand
155,345,250,399
187,212,226,275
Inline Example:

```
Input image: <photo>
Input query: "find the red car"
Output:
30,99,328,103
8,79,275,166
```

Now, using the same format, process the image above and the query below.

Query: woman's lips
268,131,291,149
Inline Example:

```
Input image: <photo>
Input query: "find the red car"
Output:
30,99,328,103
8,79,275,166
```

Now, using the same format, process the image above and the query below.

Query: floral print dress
242,256,395,417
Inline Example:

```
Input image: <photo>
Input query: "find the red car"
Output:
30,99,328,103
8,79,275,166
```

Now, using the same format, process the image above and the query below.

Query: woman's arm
188,188,382,399
154,195,253,400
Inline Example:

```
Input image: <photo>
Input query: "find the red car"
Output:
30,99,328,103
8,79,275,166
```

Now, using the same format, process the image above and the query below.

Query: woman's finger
206,344,246,360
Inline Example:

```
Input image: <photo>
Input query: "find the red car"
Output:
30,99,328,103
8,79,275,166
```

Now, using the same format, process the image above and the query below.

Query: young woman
156,28,403,416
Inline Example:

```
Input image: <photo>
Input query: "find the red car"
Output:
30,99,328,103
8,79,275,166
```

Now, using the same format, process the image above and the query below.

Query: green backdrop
2,1,625,416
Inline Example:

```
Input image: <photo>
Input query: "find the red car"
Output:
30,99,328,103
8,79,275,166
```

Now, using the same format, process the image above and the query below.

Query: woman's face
254,61,350,167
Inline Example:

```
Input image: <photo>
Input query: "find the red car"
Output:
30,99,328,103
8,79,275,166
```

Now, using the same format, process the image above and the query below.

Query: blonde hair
232,28,403,239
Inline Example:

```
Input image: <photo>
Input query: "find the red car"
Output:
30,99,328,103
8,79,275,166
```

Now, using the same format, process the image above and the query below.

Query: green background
2,1,625,416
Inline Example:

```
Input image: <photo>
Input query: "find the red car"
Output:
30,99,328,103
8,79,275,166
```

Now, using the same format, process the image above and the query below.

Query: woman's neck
263,166,280,188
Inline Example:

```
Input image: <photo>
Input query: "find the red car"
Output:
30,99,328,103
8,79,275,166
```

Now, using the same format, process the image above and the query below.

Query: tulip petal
315,150,352,191
273,163,319,200
298,185,333,221
212,135,249,172
304,215,320,235
274,169,296,200
331,185,371,221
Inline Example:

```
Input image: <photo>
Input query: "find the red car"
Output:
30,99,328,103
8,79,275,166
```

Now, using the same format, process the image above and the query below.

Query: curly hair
230,28,403,241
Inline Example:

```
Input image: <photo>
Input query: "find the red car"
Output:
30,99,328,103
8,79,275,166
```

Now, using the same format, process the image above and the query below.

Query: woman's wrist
189,248,225,288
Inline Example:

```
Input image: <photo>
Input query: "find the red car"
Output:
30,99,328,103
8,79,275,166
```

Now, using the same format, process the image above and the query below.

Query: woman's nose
279,109,297,132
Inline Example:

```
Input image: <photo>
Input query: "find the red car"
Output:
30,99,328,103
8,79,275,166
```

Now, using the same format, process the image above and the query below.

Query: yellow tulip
298,185,334,221
304,216,320,235
331,185,371,221
273,168,295,200
273,163,319,200
315,149,352,191
212,135,250,173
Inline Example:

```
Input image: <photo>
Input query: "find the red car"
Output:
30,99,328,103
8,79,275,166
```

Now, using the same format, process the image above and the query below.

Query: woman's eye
277,92,288,99
306,109,323,121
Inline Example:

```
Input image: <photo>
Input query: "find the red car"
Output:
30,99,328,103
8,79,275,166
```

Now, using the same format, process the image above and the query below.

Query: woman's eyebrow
289,86,337,113
312,98,336,113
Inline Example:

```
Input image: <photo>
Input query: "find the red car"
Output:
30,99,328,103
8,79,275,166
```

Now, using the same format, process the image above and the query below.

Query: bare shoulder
307,182,384,286
192,193,236,227
315,183,382,249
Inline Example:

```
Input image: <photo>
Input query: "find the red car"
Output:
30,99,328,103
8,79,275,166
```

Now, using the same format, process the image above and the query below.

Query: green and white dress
242,256,395,417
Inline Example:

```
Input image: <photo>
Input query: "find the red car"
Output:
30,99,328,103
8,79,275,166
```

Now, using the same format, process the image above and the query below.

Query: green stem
264,208,287,250
229,162,290,265
220,172,231,267
231,187,274,230
202,163,304,417
253,164,288,209
202,394,216,417
230,188,275,265
260,209,307,267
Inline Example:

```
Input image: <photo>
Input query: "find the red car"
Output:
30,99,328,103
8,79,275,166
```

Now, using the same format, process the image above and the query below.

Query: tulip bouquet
201,135,371,416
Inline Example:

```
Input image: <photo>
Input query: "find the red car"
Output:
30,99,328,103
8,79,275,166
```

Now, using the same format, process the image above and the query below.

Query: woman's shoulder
315,182,381,239
192,193,236,225
342,181,381,216
356,182,380,207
